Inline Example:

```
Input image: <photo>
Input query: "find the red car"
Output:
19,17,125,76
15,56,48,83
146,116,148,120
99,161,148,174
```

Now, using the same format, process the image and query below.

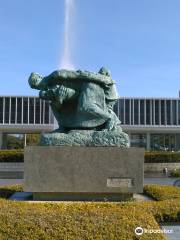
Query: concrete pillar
128,132,131,147
146,133,151,151
24,134,27,147
2,133,7,149
175,134,180,151
0,132,3,149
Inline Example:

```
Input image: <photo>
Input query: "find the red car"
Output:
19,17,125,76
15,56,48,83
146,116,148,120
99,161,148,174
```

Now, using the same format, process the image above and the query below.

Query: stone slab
33,192,133,202
24,146,144,200
9,192,32,201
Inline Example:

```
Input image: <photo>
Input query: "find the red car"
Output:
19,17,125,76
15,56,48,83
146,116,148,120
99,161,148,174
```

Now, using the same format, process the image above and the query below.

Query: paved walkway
9,192,32,201
0,179,23,186
10,192,153,202
0,177,178,187
0,176,179,202
133,193,153,201
161,224,180,240
144,177,179,185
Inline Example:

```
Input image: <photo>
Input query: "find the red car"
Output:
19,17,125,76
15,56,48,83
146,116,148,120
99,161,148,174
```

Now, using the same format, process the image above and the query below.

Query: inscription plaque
107,178,133,188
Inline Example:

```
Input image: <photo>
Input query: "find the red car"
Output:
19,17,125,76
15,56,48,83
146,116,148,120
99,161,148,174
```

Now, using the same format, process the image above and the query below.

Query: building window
5,98,10,124
172,100,177,125
150,134,175,151
113,102,118,118
118,99,124,124
17,98,22,124
161,100,165,125
6,134,24,149
11,98,16,124
41,100,45,124
152,100,154,125
26,133,40,146
140,100,144,125
45,101,50,124
125,99,130,124
155,100,159,125
0,98,3,123
146,100,150,125
29,98,34,124
131,99,133,124
23,98,28,124
178,100,180,125
134,100,138,124
35,98,40,124
166,100,171,125
131,134,146,148
49,106,54,124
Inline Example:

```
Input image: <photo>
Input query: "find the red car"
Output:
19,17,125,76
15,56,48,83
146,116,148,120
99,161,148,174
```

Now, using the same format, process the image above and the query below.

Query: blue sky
0,0,180,97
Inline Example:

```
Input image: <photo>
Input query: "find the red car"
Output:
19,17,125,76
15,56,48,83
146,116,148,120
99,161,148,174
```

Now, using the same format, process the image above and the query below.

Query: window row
115,99,180,125
0,97,54,124
130,133,177,151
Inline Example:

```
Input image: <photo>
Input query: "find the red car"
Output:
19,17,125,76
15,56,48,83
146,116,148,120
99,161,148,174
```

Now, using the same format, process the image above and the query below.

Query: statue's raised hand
28,72,47,90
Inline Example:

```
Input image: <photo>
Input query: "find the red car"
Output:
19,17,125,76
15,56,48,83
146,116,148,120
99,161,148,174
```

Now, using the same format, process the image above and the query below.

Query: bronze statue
28,67,129,147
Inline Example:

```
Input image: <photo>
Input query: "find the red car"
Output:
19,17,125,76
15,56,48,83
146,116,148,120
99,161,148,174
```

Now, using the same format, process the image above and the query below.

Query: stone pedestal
24,146,144,201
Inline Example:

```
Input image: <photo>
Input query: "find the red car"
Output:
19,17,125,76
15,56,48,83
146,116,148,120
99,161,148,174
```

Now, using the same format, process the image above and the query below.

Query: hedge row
144,184,180,201
145,151,180,163
170,168,180,177
1,150,180,163
134,199,180,223
0,184,179,239
0,199,166,240
0,150,24,162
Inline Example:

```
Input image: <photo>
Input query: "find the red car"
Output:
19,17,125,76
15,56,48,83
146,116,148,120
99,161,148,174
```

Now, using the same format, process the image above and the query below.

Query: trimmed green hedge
144,184,180,201
0,184,179,239
1,150,180,163
0,200,166,240
145,151,180,163
135,199,180,223
170,168,180,177
0,150,24,162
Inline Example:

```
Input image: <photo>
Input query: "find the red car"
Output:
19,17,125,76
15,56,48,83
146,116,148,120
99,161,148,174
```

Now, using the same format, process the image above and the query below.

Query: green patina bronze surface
28,67,129,147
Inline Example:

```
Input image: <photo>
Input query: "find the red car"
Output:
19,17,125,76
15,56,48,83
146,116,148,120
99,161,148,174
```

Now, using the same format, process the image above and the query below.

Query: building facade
1,96,180,151
115,97,180,151
0,96,54,149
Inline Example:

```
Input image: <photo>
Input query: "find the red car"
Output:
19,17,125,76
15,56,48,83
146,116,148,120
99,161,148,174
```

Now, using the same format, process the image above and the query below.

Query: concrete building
1,95,180,151
0,96,54,149
115,97,180,151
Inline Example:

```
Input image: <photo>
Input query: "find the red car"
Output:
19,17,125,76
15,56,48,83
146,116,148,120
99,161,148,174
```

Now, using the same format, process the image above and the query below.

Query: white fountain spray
60,0,75,69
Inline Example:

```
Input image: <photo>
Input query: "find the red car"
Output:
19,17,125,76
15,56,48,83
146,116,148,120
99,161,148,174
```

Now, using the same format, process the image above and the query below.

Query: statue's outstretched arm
28,70,80,90
28,69,115,92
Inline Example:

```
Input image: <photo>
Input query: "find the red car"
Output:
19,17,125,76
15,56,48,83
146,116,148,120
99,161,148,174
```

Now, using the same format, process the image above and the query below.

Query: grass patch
144,184,180,201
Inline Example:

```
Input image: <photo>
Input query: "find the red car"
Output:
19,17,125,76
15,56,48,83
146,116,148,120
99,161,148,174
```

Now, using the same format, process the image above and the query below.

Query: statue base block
24,146,144,201
33,192,133,201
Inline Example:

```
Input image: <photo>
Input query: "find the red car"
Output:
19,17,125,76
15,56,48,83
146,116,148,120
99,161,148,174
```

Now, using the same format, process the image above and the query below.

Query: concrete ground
2,175,178,202
0,179,23,186
161,224,180,240
144,177,179,186
0,176,179,187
